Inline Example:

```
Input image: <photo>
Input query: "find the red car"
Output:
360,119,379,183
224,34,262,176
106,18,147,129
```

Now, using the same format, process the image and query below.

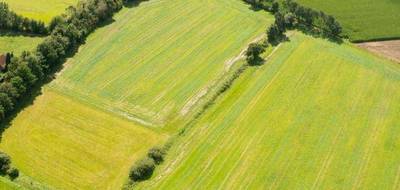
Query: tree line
0,3,47,35
244,0,343,65
0,0,141,121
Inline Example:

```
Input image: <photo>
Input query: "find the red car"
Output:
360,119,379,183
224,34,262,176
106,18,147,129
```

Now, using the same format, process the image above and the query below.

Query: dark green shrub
246,43,265,65
129,157,155,181
0,152,11,175
8,167,19,180
147,147,165,164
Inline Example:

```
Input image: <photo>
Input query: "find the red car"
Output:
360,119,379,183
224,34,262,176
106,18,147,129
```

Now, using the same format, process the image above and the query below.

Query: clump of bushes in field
246,43,266,65
129,157,155,181
0,3,47,35
0,151,19,180
128,146,166,183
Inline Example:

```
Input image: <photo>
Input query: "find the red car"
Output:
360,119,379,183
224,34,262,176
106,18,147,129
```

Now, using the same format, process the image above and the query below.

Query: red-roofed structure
0,54,6,71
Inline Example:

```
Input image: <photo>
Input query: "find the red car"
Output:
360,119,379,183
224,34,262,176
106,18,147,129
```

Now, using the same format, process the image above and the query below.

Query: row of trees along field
0,0,141,121
0,3,47,35
244,0,342,64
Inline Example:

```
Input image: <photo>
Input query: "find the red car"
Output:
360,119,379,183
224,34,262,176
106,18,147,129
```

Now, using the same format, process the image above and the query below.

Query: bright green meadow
50,0,273,127
0,0,273,189
298,0,400,42
0,0,78,23
0,177,22,190
137,33,400,189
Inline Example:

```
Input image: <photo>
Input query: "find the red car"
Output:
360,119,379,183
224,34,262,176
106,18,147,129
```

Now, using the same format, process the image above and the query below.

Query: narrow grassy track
137,33,400,189
50,0,273,127
0,0,78,23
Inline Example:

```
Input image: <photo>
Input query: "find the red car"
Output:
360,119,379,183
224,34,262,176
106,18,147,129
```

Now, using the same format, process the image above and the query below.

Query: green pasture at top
298,0,400,42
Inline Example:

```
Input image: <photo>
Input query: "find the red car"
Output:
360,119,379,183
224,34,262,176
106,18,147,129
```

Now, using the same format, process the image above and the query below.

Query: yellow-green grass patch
49,0,274,127
0,35,43,55
137,33,400,189
0,89,167,190
0,0,78,23
0,176,22,190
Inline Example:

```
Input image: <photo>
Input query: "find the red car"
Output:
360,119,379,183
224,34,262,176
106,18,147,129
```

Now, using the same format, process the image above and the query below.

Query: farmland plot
137,33,400,190
0,0,273,189
0,89,167,190
50,0,273,127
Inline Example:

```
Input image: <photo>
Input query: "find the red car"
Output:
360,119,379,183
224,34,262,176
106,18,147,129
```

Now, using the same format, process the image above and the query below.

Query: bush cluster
0,0,133,122
244,0,342,45
246,43,265,65
0,3,47,34
129,146,166,182
0,151,19,180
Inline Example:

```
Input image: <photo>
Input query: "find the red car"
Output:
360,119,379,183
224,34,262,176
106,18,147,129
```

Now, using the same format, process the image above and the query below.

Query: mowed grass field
0,35,43,55
0,0,78,23
50,0,273,127
0,0,273,189
297,0,400,42
137,33,400,189
0,89,167,190
0,177,21,190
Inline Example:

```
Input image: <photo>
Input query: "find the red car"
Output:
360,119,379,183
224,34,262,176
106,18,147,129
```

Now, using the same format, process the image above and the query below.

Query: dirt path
357,40,400,63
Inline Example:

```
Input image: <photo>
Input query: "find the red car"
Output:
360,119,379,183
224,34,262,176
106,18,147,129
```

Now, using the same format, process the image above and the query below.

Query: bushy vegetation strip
0,2,47,35
245,0,342,45
0,0,142,122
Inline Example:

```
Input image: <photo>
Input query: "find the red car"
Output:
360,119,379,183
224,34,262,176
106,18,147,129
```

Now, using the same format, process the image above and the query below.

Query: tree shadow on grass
0,30,47,38
124,0,150,8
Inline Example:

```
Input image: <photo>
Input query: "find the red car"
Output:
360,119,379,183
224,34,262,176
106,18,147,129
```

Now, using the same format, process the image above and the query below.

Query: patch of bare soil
357,40,400,63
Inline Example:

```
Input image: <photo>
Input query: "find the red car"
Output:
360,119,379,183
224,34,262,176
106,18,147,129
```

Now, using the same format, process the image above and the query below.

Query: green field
137,33,400,189
0,177,22,190
297,0,400,42
0,89,167,189
0,0,78,23
0,0,273,189
0,35,43,55
50,0,273,127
